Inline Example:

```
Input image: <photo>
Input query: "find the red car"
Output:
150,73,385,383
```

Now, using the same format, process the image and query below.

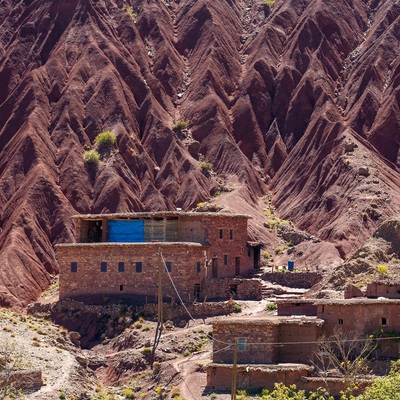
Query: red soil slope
0,0,399,308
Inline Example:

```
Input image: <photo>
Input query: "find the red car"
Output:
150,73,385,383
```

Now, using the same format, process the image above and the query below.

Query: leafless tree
0,341,23,399
311,328,377,396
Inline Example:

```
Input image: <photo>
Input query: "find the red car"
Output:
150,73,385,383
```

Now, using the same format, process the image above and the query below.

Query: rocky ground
0,295,272,399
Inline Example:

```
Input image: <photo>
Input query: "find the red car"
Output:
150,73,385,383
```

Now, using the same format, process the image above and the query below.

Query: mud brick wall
207,364,313,391
262,272,322,288
366,283,400,299
277,322,321,363
212,321,278,364
317,301,400,359
277,300,318,316
201,215,253,278
202,278,262,300
57,243,206,302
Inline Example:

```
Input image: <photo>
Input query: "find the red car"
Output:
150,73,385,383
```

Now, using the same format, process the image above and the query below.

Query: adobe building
208,298,400,394
56,211,262,303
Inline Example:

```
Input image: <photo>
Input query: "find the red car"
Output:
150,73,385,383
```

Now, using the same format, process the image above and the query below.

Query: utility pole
151,250,164,369
231,338,238,400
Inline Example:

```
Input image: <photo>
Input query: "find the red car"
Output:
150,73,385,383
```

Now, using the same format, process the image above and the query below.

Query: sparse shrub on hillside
122,4,136,21
84,150,100,165
264,0,275,7
263,251,270,259
94,130,117,148
172,120,189,131
377,264,388,274
200,161,213,174
266,302,277,311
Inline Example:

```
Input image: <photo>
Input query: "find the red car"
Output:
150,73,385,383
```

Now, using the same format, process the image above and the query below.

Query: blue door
108,220,145,242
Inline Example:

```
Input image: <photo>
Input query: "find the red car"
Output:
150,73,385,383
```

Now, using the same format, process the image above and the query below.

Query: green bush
264,0,275,7
94,130,117,148
84,150,100,165
121,387,136,399
233,304,242,313
266,302,277,311
200,162,213,173
172,120,189,131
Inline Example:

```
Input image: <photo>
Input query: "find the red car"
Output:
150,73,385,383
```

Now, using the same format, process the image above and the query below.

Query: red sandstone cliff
0,0,399,308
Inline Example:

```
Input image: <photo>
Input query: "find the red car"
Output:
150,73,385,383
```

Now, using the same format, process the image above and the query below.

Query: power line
159,250,232,346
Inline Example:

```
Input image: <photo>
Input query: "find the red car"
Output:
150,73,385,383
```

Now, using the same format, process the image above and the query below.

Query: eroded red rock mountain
0,0,399,308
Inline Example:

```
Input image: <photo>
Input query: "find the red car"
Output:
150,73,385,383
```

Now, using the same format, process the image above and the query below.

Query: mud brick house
56,212,262,303
208,298,400,394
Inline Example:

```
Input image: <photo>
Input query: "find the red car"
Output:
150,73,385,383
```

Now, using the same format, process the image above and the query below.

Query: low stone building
56,211,262,303
208,298,400,393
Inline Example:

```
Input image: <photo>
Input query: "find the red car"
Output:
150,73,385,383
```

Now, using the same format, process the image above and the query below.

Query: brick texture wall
58,213,256,302
58,243,206,302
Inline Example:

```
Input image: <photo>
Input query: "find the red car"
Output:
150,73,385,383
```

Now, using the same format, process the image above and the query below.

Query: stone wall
202,278,262,301
262,272,322,288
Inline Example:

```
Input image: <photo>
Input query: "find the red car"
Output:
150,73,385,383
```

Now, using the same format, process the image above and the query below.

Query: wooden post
151,250,164,369
231,338,238,400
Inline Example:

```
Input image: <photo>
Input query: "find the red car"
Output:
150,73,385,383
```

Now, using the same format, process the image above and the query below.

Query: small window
196,262,201,274
230,229,233,240
118,262,125,272
382,317,387,326
166,262,172,272
70,262,78,273
224,255,228,265
100,262,107,272
237,337,246,351
338,318,344,325
136,262,142,273
219,229,223,239
120,285,124,291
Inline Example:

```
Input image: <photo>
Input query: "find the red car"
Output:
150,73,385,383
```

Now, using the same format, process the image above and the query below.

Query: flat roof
212,316,324,326
72,211,252,219
277,298,400,306
56,242,206,249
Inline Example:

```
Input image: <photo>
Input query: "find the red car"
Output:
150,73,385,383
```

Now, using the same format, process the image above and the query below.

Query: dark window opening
248,248,251,257
382,317,387,326
166,262,172,272
120,285,124,291
194,284,201,299
70,262,78,273
118,262,125,272
136,262,142,273
235,257,240,276
212,258,218,278
338,319,344,325
196,262,201,274
230,230,233,240
219,229,223,239
224,255,228,265
237,337,246,351
230,284,238,296
295,303,301,307
100,262,107,272
87,220,103,242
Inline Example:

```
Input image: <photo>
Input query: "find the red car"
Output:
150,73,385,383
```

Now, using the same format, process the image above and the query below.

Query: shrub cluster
84,150,100,165
94,130,117,148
